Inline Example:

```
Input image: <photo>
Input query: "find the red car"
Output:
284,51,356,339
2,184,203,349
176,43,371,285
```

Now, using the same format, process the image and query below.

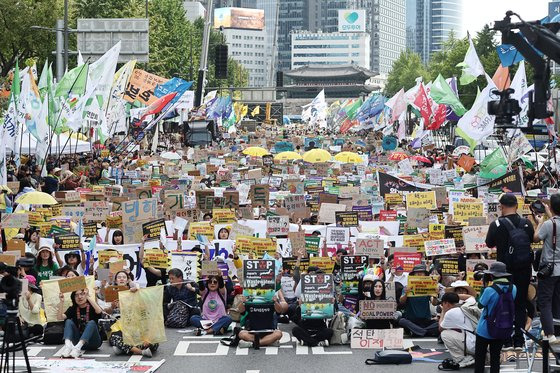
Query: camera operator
533,194,560,344
485,193,534,350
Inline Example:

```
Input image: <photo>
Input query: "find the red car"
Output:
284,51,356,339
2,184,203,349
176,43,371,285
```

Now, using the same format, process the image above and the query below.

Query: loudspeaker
215,45,228,79
276,71,283,87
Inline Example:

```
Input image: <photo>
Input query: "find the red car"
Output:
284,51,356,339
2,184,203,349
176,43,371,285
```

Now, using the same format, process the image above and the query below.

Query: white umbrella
160,151,182,160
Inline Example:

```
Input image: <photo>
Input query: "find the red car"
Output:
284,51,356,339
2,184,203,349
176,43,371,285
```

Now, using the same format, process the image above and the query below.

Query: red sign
393,252,422,272
379,210,397,221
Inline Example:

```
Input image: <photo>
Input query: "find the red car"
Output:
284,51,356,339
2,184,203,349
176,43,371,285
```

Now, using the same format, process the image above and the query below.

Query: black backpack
500,217,533,269
365,350,412,365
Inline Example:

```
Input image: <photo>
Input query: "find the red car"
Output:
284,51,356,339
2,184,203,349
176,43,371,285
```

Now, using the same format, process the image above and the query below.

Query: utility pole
56,20,64,81
64,0,69,74
194,0,213,107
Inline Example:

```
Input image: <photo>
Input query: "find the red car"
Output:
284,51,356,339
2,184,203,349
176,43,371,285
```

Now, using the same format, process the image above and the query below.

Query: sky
463,0,550,36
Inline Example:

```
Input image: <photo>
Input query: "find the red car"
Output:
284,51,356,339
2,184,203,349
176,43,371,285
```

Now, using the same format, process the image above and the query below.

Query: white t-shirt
441,307,475,353
385,269,408,286
281,276,296,299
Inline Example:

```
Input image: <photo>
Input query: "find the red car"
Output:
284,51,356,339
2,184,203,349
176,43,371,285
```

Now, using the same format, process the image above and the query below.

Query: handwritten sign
406,191,437,210
359,300,397,319
355,238,384,258
266,216,290,237
1,214,28,228
98,250,123,266
462,225,489,253
84,201,110,222
318,203,346,224
453,202,483,222
406,207,430,229
250,184,270,207
350,328,404,349
0,254,17,266
423,238,456,256
104,285,129,302
284,194,306,212
408,276,438,296
58,276,87,294
335,211,359,227
121,198,158,223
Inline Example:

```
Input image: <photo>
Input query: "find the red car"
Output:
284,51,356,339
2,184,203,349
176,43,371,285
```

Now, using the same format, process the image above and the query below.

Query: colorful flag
457,35,485,85
55,63,89,97
429,74,466,116
413,83,432,125
139,92,177,123
250,105,260,117
491,64,511,90
385,88,407,123
457,76,497,144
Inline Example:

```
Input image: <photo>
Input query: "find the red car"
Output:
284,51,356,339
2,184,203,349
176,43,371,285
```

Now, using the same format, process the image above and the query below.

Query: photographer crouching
533,194,560,344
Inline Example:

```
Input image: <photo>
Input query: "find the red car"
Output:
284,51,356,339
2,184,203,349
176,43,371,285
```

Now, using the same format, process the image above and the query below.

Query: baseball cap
499,193,518,207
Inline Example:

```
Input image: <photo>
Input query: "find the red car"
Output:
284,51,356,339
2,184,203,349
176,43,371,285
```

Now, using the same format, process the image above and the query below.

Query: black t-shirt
65,304,102,332
485,214,534,269
144,267,168,287
247,304,276,331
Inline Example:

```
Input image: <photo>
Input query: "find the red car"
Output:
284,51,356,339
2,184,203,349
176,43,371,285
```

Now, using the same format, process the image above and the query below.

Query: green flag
55,64,88,97
12,61,20,100
38,60,49,98
479,147,507,179
345,98,363,120
429,74,466,116
46,64,61,133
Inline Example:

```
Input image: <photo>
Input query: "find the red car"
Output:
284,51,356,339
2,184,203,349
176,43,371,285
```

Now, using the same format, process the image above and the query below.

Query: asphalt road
4,323,550,373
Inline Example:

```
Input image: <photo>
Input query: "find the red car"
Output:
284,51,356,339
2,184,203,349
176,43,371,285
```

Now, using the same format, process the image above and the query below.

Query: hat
37,246,53,255
499,193,518,207
24,275,36,286
484,261,511,278
445,280,476,296
64,251,81,265
53,167,62,173
410,264,429,276
362,268,377,282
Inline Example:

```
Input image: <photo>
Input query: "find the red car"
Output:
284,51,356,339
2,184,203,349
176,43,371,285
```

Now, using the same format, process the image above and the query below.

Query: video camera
0,258,36,310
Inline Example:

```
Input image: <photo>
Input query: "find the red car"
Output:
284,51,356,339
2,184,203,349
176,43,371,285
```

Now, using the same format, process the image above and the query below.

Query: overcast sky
463,0,549,36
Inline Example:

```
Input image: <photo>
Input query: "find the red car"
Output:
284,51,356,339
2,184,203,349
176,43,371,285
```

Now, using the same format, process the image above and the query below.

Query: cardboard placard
318,203,346,224
104,285,129,302
423,238,456,256
428,223,445,240
229,222,255,240
1,213,28,228
266,215,290,237
335,211,359,227
201,260,221,277
54,233,81,250
288,231,306,255
355,238,384,258
407,276,438,296
83,201,110,222
453,202,483,222
326,227,350,245
109,260,127,273
6,239,25,255
406,191,437,210
164,191,185,212
301,273,334,319
462,225,489,253
121,198,158,223
142,218,167,240
359,300,397,319
0,254,17,266
284,194,307,213
350,328,404,349
58,276,88,294
249,184,270,207
98,250,123,266
406,207,430,229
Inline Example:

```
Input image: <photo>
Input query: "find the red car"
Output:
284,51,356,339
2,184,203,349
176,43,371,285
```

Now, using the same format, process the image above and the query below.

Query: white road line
279,345,293,348
295,343,308,355
174,341,229,356
246,370,260,373
311,346,352,355
411,338,438,342
182,336,223,339
26,346,56,357
264,347,278,355
236,346,249,355
82,354,111,358
127,355,143,362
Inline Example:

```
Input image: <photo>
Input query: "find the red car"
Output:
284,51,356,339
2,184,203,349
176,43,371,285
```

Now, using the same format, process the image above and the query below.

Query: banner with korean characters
462,225,490,253
423,238,456,256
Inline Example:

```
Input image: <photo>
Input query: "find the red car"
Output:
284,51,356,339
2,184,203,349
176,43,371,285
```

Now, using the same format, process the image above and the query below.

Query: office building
183,1,206,22
408,0,463,62
291,31,370,69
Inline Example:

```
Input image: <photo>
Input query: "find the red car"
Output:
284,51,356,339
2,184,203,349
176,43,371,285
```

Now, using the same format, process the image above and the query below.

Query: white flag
457,78,497,142
385,88,406,123
458,35,485,85
107,60,136,136
509,61,530,127
35,97,50,164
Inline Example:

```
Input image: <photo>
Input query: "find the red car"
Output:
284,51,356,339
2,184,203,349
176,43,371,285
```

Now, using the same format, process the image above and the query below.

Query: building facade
291,31,370,69
183,1,206,22
407,0,463,62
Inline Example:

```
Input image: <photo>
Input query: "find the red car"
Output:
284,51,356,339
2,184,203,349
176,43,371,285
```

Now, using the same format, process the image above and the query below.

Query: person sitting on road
163,268,199,325
439,291,476,369
357,275,393,329
190,275,232,336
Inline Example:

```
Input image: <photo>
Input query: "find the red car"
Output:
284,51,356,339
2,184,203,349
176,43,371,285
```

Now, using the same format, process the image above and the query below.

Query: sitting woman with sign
57,288,104,358
357,275,394,329
139,235,168,287
190,274,232,336
35,247,60,286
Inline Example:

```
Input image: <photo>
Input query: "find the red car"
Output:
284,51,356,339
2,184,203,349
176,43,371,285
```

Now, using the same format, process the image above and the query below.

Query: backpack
500,217,533,269
460,296,482,330
485,283,515,340
165,301,191,328
328,311,347,345
365,350,412,365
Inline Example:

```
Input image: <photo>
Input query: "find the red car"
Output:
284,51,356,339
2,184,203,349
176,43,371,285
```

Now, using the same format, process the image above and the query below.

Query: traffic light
276,71,283,87
215,44,228,79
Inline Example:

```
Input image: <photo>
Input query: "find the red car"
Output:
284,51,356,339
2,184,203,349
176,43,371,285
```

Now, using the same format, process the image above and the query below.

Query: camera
538,262,554,279
531,200,546,215
473,270,494,287
487,89,522,127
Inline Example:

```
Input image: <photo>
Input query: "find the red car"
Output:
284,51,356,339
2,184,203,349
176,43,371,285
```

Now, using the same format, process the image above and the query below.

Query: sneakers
59,345,73,358
502,341,514,351
317,340,329,347
238,340,253,348
545,335,560,344
195,328,207,336
69,347,83,359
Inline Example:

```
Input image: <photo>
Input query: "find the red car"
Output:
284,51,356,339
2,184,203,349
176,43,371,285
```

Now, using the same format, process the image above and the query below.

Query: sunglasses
208,279,219,284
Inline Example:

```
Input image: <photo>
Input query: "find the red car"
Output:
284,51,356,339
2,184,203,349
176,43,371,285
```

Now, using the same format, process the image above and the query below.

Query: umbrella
15,191,58,205
242,146,270,157
382,136,398,151
302,149,332,163
388,152,408,161
274,151,302,161
412,155,432,164
160,151,182,160
334,151,363,164
452,146,470,157
0,185,13,194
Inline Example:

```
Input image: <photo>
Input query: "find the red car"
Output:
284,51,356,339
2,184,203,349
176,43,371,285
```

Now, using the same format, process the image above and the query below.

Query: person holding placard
357,274,393,329
57,288,104,358
139,235,168,287
190,275,232,336
35,247,59,286
17,275,45,338
163,268,199,326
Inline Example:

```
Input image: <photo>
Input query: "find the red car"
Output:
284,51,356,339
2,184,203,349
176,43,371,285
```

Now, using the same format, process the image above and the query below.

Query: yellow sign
119,286,166,346
98,250,123,266
309,257,336,272
235,235,276,257
429,224,445,240
188,222,214,240
407,276,438,296
403,233,428,249
453,202,484,222
406,191,437,210
212,208,237,224
385,193,403,206
143,249,171,269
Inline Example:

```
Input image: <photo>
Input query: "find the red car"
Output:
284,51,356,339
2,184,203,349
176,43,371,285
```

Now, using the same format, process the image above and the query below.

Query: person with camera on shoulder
533,194,560,344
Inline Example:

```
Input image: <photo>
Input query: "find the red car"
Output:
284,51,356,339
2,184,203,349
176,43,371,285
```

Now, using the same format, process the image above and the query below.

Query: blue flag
496,44,524,67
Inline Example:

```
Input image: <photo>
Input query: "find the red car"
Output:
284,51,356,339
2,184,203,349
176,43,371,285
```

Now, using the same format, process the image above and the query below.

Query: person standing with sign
57,289,104,358
485,193,534,350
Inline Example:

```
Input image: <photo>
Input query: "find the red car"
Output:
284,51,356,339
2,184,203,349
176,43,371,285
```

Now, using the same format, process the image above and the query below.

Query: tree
73,0,144,18
384,50,430,97
0,0,59,77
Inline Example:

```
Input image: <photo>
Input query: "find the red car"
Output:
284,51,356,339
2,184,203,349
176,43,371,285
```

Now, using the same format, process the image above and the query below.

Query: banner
377,172,431,196
243,260,275,304
359,300,397,319
350,328,404,349
171,252,200,282
119,286,166,346
301,273,334,319
124,69,168,105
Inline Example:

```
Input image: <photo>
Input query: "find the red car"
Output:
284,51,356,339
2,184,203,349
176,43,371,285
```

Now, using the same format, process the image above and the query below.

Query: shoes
195,328,206,336
278,315,290,324
514,343,524,351
502,341,514,351
142,348,153,358
59,345,73,358
459,356,475,368
299,340,304,346
545,335,560,344
318,340,329,347
238,340,253,348
69,347,83,359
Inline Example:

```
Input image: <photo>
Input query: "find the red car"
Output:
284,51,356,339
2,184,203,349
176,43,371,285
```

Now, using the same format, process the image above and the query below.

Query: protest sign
350,328,404,349
318,203,346,224
243,260,275,304
462,225,489,253
142,219,167,240
284,194,306,212
379,210,397,221
250,184,270,207
104,285,129,302
58,276,87,294
326,227,350,245
188,222,214,240
445,226,464,247
83,222,98,238
84,201,110,222
402,233,428,249
235,236,276,257
109,260,127,273
335,211,359,227
377,171,430,196
309,257,336,272
453,202,484,222
1,213,28,228
106,215,123,230
341,255,368,295
266,216,290,236
121,198,158,223
201,260,221,277
438,258,459,275
282,257,309,273
408,276,438,296
119,286,166,346
6,239,25,255
384,281,397,302
355,238,384,258
98,250,124,266
301,273,334,319
288,231,306,255
0,254,17,266
212,208,236,224
171,253,200,282
164,191,185,212
54,233,81,250
423,238,456,256
352,205,373,221
393,252,422,272
429,223,445,240
195,190,214,211
406,191,437,210
406,207,430,229
229,222,255,240
457,154,476,172
384,193,403,206
359,300,397,319
143,249,171,269
42,276,96,322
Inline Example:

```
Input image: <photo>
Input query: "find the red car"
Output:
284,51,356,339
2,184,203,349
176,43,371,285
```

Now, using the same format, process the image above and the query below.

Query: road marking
182,336,223,339
82,354,111,358
246,370,260,373
174,341,229,356
265,347,278,355
27,346,56,357
411,338,438,342
236,346,249,355
128,355,143,362
279,345,293,348
311,346,352,355
295,343,308,355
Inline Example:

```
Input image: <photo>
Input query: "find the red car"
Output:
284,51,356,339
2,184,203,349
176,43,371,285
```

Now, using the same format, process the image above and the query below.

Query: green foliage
384,50,430,97
73,0,144,18
0,0,58,76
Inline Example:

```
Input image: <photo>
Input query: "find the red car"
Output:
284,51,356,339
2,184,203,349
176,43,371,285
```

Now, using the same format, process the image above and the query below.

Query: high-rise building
183,1,206,22
256,0,279,86
407,0,463,62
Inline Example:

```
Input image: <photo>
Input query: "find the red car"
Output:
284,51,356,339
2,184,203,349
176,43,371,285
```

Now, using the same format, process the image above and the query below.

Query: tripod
0,309,31,373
